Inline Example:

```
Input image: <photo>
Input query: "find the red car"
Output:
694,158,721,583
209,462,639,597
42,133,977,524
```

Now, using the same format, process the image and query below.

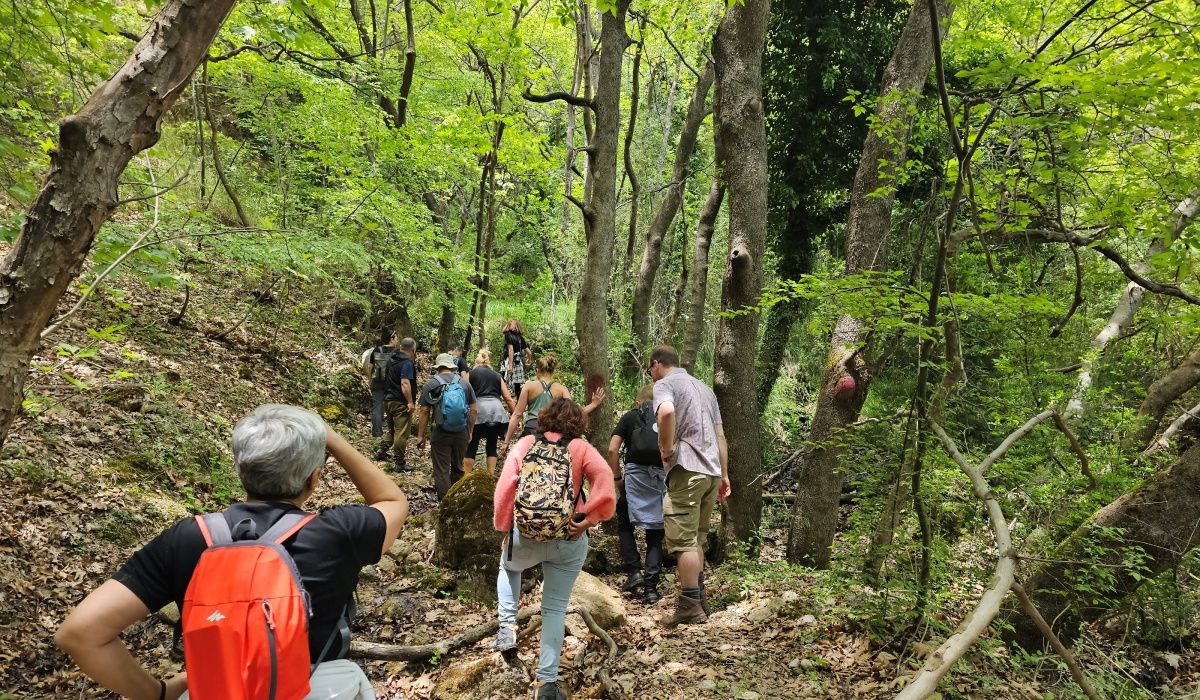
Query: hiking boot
392,458,411,473
661,594,707,628
373,450,389,462
643,574,660,605
534,681,568,700
492,623,517,652
620,571,644,594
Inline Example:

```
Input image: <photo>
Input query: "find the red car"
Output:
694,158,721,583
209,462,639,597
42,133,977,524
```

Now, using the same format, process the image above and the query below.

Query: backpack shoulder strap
196,513,232,547
261,512,316,544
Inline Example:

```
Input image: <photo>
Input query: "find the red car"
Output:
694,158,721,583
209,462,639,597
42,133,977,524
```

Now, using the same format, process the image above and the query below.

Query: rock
431,654,527,700
567,571,626,630
747,603,776,623
781,590,801,604
434,470,502,569
376,557,396,575
737,690,761,700
388,539,406,558
156,602,180,625
699,679,717,691
799,614,816,625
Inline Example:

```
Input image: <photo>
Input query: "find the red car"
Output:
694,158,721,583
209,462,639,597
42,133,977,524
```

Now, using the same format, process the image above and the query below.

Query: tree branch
351,605,538,661
523,87,594,110
1012,582,1105,700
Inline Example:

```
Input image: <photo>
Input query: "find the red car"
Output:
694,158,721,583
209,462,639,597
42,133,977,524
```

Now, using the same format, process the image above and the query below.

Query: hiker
448,342,471,380
361,330,397,438
492,398,616,700
501,319,532,397
607,385,666,604
503,353,604,443
376,337,417,471
649,344,729,627
415,353,478,500
466,348,516,475
56,404,409,700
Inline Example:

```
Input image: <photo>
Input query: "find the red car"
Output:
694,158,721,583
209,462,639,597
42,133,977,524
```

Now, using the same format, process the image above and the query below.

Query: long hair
475,348,492,367
502,319,522,334
538,397,585,440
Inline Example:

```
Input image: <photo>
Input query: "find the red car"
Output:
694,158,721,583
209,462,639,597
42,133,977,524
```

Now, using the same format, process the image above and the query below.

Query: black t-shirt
469,365,504,399
383,351,416,401
612,402,662,467
112,501,385,659
503,331,527,363
454,356,470,377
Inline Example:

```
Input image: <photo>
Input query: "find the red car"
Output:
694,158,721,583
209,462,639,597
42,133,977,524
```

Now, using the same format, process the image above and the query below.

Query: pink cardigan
494,432,617,532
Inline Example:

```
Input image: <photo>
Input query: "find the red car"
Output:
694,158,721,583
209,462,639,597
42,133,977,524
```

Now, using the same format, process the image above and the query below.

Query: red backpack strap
260,512,316,545
195,513,233,547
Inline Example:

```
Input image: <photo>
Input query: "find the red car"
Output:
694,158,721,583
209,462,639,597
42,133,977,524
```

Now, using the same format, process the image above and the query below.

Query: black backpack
372,346,396,382
624,403,662,467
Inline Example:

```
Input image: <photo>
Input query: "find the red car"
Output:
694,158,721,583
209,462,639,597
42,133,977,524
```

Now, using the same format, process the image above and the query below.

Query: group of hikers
56,320,730,700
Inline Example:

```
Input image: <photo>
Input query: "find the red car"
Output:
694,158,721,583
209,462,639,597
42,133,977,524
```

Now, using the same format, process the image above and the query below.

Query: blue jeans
497,531,589,682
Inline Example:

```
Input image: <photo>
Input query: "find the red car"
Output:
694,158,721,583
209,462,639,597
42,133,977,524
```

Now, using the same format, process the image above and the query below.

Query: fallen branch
350,605,538,661
1012,582,1105,700
1051,411,1095,490
1143,400,1200,456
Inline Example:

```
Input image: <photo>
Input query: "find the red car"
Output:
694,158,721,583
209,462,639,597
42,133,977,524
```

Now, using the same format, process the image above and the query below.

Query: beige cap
434,353,457,370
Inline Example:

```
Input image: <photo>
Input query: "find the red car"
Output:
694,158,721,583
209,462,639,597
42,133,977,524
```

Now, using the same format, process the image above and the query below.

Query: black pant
468,423,505,459
616,486,664,580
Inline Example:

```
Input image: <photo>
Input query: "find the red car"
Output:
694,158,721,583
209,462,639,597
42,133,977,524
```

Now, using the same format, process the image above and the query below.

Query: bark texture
711,0,771,544
1006,442,1200,650
0,0,239,448
786,0,951,567
629,61,715,372
574,0,629,449
681,180,725,372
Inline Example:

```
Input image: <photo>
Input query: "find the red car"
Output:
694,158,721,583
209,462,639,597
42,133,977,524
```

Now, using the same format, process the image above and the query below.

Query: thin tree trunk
574,0,629,449
560,19,584,245
628,61,715,376
681,180,724,372
711,0,770,545
1066,193,1199,420
666,221,688,345
1005,441,1200,650
396,0,416,127
0,0,239,448
786,0,952,568
620,28,644,287
203,67,251,228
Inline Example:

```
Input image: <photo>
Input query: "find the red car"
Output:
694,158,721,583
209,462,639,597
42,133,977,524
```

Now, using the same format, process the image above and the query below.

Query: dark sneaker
393,459,412,473
620,571,644,594
492,623,517,652
661,594,707,628
644,585,660,605
535,681,568,700
373,450,389,461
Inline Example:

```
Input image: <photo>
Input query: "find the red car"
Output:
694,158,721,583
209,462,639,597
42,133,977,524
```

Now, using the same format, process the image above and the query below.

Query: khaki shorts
663,467,720,554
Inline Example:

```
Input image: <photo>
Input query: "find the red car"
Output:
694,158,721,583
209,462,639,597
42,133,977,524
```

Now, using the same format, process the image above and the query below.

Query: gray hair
399,337,416,352
232,404,326,500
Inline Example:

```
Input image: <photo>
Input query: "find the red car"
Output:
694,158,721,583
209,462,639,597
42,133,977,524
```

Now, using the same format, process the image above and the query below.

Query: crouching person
56,404,408,700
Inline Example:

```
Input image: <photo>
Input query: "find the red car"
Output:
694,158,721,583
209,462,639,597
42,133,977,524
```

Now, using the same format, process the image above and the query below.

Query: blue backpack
436,375,470,432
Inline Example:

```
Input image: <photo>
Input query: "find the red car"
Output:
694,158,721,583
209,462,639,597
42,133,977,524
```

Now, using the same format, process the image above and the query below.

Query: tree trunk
681,180,725,373
1134,347,1200,449
628,61,715,376
1066,193,1199,420
711,0,770,545
395,0,416,127
574,0,629,449
0,0,239,449
203,69,251,228
786,0,952,568
620,28,644,288
1006,441,1200,650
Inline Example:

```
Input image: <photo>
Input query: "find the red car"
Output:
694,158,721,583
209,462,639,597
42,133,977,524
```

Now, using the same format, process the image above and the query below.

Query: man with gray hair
57,404,408,700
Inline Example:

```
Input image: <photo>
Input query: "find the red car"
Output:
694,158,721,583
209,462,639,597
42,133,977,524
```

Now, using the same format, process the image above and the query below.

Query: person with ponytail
466,348,516,474
504,353,603,443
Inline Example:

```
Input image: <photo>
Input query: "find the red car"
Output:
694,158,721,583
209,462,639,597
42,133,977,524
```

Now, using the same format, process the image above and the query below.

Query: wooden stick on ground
350,605,538,661
1012,582,1105,700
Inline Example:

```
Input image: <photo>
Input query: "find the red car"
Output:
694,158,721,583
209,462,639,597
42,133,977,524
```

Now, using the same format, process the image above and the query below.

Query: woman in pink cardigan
492,397,616,700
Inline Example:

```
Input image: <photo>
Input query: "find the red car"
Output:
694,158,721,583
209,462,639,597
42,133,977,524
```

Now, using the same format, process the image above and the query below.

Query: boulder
567,571,626,630
432,655,527,700
435,470,502,603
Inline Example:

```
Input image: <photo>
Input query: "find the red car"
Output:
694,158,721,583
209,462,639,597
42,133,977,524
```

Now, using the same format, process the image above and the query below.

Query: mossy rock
316,404,348,422
434,470,502,570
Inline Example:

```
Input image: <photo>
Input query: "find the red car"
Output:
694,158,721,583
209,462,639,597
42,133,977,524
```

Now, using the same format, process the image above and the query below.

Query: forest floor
3,241,1200,699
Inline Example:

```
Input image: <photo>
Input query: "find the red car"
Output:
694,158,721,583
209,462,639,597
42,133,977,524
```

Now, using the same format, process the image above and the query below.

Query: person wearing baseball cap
415,353,478,500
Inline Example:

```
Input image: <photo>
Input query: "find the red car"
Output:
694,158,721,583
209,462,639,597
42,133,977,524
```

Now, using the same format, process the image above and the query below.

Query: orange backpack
181,512,317,700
